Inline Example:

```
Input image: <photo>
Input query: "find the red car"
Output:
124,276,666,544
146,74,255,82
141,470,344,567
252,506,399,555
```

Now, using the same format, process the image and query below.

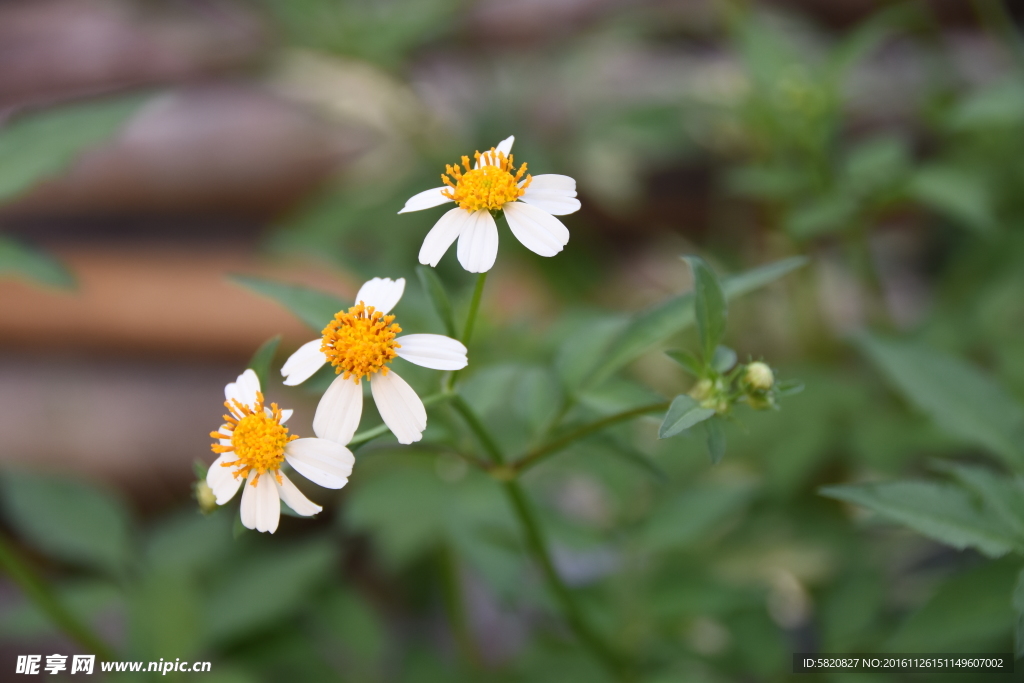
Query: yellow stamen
209,392,297,485
441,147,531,212
321,301,402,382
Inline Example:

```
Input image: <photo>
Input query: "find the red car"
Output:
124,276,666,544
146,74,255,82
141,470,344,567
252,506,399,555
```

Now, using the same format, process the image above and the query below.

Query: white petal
225,369,261,407
456,210,499,273
313,374,363,444
419,207,472,267
275,472,323,516
285,438,355,489
475,135,515,168
399,187,454,214
207,454,243,505
279,408,293,424
355,277,405,314
396,334,468,371
253,473,280,533
524,173,576,193
370,371,427,445
281,339,326,387
502,201,570,257
520,178,581,215
240,474,257,530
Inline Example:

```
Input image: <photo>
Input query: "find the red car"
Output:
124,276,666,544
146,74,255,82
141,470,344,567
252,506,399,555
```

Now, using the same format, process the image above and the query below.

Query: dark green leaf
0,95,147,203
416,266,457,338
820,480,1024,557
856,333,1024,467
659,395,715,439
588,257,807,387
683,255,727,361
0,471,133,576
0,237,75,289
711,346,737,374
230,274,347,331
247,335,281,390
705,417,726,464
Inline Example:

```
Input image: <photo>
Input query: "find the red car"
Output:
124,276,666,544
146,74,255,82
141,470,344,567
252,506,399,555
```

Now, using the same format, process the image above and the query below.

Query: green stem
450,396,628,679
445,272,488,392
514,401,671,473
0,533,116,660
349,391,453,448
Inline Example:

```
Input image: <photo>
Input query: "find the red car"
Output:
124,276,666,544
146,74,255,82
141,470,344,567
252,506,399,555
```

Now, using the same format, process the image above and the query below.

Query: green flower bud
194,479,217,515
744,362,774,391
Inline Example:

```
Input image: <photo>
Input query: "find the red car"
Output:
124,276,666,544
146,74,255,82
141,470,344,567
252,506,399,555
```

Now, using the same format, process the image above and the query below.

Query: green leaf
129,572,201,660
231,274,347,331
908,165,995,234
416,266,457,338
932,461,1024,539
0,95,147,204
785,194,857,239
682,255,727,362
711,346,737,374
640,482,754,551
1014,566,1024,614
0,237,75,289
659,395,715,439
820,480,1024,557
665,349,702,377
705,417,726,465
588,256,807,387
855,333,1024,466
0,471,133,576
247,335,281,390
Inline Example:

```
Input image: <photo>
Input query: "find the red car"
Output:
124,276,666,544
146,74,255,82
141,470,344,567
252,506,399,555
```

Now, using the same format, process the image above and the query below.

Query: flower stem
450,396,629,680
445,272,488,392
0,532,116,660
514,401,671,473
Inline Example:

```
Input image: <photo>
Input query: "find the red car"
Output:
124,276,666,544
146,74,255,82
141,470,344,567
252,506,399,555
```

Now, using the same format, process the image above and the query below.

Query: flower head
281,277,468,445
743,362,774,392
399,136,580,272
207,369,355,533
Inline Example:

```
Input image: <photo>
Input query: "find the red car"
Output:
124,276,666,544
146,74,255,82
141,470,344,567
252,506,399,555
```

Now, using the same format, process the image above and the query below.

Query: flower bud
194,479,217,515
744,362,774,391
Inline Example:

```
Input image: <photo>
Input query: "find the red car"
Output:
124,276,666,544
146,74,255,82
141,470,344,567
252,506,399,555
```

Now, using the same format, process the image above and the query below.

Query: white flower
207,369,354,534
280,277,467,445
399,135,580,273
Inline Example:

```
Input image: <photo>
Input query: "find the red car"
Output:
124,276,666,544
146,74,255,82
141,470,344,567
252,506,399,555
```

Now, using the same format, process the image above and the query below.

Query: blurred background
2,0,1024,681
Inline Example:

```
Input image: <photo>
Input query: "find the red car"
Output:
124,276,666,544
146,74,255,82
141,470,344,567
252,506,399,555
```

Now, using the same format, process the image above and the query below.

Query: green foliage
0,237,76,289
231,275,347,331
682,256,727,363
0,471,133,577
0,95,146,204
417,265,457,338
659,395,714,439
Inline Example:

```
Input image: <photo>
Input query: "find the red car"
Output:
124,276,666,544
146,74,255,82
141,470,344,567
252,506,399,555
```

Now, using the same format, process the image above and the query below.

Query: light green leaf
247,335,281,390
682,255,727,362
947,79,1024,130
820,480,1024,557
855,333,1024,466
416,266,457,338
665,349,702,377
587,256,807,387
231,275,346,331
0,95,146,204
0,471,133,576
659,395,715,439
908,165,995,234
0,237,75,289
711,346,737,374
705,417,726,465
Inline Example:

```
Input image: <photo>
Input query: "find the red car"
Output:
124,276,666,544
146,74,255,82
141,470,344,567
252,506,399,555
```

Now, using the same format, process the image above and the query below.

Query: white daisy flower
399,135,580,273
207,369,354,534
280,277,467,445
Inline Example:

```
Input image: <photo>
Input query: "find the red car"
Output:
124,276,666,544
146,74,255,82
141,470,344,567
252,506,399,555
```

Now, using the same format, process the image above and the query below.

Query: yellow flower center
441,148,532,212
321,301,402,382
210,392,296,485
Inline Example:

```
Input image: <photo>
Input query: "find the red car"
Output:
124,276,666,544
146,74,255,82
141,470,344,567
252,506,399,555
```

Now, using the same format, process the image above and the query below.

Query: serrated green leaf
683,255,727,362
247,335,281,390
416,266,457,338
711,346,737,374
0,471,133,576
0,95,147,203
820,481,1024,557
659,395,715,439
855,333,1024,466
705,417,726,464
587,256,807,387
0,237,75,289
231,275,346,331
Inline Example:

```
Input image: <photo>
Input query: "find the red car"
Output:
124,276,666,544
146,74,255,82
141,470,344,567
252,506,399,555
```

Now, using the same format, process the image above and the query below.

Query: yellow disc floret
441,147,532,212
321,301,402,382
210,392,296,485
